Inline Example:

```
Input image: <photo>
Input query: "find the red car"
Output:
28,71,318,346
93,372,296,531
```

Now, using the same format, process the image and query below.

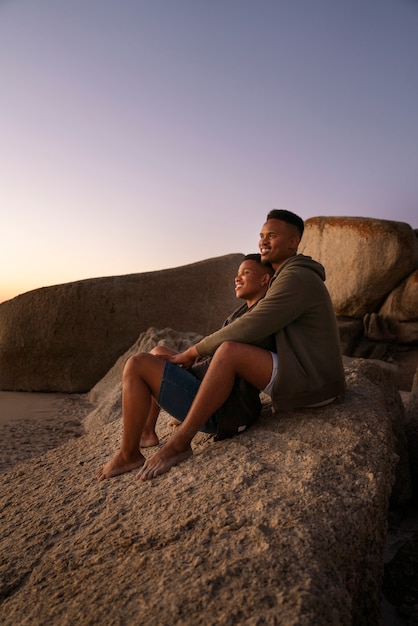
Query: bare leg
140,345,179,447
96,353,166,480
138,342,273,480
139,401,161,447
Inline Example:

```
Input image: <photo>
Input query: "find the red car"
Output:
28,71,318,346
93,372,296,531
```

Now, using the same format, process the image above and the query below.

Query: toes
137,461,159,481
137,465,152,481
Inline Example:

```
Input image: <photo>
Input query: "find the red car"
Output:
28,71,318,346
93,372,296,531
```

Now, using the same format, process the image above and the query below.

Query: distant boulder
0,254,243,393
299,217,418,318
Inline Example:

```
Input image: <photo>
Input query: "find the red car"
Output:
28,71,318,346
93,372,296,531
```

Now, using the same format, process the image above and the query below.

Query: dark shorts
157,361,219,435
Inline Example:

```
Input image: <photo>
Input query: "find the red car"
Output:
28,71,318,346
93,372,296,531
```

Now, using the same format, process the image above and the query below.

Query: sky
1,0,417,303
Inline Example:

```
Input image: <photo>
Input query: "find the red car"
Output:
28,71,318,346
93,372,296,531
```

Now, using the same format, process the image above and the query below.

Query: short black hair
243,253,262,263
242,253,274,273
266,209,304,237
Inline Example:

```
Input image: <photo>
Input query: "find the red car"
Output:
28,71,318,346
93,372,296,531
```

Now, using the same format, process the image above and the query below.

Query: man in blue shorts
97,253,274,480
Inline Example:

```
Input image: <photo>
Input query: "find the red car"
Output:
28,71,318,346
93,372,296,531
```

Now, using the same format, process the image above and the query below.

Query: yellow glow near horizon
1,1,417,303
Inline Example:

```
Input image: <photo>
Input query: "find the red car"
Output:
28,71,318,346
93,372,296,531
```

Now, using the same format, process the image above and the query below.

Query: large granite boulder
0,254,243,393
299,217,418,318
0,341,407,625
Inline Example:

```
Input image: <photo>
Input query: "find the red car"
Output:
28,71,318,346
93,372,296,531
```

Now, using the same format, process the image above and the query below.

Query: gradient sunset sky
1,0,417,303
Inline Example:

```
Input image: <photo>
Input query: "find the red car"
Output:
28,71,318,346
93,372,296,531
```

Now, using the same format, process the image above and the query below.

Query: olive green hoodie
195,254,346,410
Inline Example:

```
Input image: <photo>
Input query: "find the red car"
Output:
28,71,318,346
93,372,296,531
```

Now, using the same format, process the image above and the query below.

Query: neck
272,252,297,271
245,296,262,308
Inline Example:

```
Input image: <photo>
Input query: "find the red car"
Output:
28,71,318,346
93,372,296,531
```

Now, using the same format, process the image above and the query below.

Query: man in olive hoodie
136,209,346,480
100,210,346,481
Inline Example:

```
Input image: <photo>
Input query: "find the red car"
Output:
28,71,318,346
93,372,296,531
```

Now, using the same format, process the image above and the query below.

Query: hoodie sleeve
195,256,325,356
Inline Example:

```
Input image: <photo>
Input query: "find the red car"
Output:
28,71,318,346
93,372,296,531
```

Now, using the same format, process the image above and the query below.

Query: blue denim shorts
157,361,219,435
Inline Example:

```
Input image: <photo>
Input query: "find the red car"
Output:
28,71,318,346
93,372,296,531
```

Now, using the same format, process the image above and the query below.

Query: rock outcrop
299,216,418,318
299,216,418,392
85,327,203,432
0,254,243,393
0,329,406,626
405,368,418,493
365,270,418,345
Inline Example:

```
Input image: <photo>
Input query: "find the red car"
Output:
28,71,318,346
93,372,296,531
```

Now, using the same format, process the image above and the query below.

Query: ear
261,273,271,285
289,235,300,251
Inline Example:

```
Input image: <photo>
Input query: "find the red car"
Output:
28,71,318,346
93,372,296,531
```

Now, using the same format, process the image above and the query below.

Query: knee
150,345,166,357
123,352,148,378
213,341,241,362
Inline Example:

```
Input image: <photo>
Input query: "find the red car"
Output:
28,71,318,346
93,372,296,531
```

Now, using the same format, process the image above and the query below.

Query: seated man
97,253,274,480
136,209,346,480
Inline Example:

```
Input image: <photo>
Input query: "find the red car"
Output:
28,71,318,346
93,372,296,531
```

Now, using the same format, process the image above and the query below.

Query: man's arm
195,265,316,357
167,345,199,368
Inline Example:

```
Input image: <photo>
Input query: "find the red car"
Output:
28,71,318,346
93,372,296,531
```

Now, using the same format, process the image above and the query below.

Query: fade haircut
266,209,304,238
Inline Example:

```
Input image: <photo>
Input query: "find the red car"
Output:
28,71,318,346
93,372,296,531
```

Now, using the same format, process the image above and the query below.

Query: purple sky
1,0,417,302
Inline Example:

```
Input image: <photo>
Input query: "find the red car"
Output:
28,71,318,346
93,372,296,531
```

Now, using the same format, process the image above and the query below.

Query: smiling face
259,218,301,270
234,259,273,307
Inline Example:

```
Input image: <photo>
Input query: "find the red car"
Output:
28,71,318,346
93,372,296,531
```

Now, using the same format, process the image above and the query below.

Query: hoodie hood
272,254,326,283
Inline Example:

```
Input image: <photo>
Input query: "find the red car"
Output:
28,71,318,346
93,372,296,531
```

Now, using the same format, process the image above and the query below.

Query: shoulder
223,303,249,325
272,255,325,282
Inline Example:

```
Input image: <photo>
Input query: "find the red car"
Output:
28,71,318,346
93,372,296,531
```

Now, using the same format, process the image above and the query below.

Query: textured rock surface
299,217,418,318
363,267,418,346
0,254,243,393
85,327,203,431
365,269,418,345
405,368,418,495
379,270,418,322
0,346,405,626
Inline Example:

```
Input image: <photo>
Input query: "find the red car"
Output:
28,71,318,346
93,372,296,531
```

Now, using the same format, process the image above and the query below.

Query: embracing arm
195,264,319,357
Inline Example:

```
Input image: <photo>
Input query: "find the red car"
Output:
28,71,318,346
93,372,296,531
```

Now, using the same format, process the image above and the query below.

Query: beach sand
0,391,92,474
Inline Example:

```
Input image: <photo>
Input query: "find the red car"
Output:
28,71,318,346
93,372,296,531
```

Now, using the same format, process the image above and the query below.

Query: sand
0,391,92,474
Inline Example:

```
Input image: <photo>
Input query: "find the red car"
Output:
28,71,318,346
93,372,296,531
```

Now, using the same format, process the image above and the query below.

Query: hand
167,346,199,369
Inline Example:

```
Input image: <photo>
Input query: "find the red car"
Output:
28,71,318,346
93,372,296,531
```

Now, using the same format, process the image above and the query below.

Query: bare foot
97,449,146,481
137,441,193,481
168,417,181,427
140,432,160,448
